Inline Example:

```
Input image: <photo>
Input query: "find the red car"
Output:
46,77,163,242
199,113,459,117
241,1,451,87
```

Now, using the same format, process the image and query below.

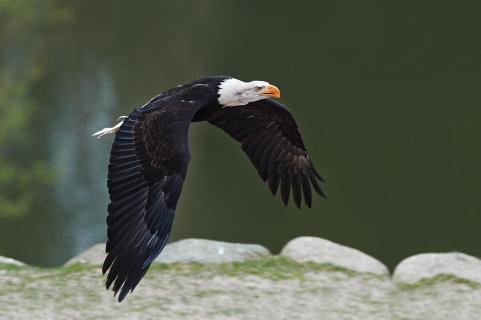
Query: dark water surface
1,1,481,268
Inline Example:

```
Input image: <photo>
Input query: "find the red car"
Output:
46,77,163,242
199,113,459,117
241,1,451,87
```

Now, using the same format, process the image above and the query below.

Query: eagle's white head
217,78,281,107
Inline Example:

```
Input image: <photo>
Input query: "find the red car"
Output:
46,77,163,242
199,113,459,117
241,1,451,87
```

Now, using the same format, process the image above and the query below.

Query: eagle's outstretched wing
103,106,189,302
208,99,324,208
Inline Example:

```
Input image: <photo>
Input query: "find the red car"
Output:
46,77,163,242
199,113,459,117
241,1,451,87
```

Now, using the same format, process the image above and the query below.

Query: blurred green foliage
0,0,71,38
0,0,71,218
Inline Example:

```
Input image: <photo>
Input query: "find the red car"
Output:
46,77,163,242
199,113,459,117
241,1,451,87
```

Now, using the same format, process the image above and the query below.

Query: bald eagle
93,76,325,301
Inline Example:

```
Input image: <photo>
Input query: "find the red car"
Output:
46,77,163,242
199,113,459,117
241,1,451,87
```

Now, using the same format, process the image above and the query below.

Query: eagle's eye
255,86,263,91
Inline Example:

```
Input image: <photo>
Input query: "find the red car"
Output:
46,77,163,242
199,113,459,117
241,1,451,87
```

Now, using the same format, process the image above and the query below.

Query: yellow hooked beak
261,84,281,98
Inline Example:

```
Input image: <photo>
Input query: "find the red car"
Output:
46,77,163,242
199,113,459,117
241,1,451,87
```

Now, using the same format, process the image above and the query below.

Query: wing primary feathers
258,139,276,181
312,166,324,182
280,174,291,205
268,174,280,196
291,172,302,209
103,106,189,302
301,173,312,208
207,98,325,208
308,170,326,198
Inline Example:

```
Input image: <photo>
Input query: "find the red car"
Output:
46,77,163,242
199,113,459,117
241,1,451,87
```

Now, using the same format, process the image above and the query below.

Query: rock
0,256,26,266
64,243,106,266
280,236,389,275
154,238,271,264
4,239,481,319
393,252,481,284
4,254,481,319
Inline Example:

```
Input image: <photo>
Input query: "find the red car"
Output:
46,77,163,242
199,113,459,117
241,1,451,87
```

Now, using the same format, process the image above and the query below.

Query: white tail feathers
92,116,127,139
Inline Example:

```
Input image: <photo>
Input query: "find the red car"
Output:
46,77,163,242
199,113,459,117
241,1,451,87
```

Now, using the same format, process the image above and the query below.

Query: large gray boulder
64,243,106,266
0,256,26,266
280,236,389,275
393,252,481,284
155,238,271,264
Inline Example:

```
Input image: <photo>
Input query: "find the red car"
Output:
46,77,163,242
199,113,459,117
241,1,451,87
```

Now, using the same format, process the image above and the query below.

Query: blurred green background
1,0,480,269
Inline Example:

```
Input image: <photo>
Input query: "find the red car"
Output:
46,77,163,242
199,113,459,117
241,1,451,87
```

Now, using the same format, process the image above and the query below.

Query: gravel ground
0,258,480,320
